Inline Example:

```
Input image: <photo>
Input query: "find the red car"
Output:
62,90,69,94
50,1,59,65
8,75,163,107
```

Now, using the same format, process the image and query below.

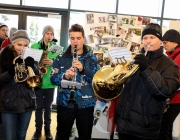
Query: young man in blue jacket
50,24,99,140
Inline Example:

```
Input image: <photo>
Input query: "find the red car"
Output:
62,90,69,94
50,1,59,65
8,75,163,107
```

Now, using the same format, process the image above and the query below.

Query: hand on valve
42,58,53,66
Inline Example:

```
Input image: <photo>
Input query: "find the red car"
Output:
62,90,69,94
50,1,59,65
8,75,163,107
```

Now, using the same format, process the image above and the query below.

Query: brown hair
69,24,85,37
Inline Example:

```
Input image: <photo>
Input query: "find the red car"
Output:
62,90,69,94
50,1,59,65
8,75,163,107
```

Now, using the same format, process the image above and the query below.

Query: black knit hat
142,23,162,41
162,29,180,45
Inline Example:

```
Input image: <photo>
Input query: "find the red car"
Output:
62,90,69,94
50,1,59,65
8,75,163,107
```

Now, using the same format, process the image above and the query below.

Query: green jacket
31,40,59,89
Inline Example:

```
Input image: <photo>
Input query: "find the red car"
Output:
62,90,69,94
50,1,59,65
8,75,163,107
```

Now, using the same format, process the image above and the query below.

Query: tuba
13,55,42,88
92,45,150,101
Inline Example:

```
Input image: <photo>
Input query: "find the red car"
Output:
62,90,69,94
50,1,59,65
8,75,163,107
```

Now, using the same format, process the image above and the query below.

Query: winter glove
8,64,15,76
14,57,23,64
134,54,148,71
25,56,34,68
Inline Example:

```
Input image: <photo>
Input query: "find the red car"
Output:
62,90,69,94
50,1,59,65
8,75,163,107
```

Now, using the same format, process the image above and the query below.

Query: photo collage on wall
84,12,152,67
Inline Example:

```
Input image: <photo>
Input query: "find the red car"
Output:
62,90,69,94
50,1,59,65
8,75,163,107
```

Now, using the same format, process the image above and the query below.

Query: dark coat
115,46,179,139
0,46,41,113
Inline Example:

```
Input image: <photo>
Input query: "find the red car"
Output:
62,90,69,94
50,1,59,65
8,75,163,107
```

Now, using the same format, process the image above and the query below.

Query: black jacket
115,46,179,139
0,46,41,113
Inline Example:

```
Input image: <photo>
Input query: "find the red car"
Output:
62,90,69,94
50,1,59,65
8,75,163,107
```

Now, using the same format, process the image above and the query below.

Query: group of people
0,21,180,140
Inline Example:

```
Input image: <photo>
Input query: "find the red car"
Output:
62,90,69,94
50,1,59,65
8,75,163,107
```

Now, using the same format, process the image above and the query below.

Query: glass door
25,14,61,46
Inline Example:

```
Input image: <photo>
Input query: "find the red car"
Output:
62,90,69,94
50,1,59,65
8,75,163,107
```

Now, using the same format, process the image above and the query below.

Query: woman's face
13,40,29,55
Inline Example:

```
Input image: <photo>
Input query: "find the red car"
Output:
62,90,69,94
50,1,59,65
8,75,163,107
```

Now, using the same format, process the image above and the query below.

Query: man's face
0,26,9,39
44,31,54,42
163,41,177,52
142,34,162,52
69,31,85,53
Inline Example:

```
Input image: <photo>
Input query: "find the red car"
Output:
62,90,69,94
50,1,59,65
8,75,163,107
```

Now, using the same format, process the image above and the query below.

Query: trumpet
13,55,41,88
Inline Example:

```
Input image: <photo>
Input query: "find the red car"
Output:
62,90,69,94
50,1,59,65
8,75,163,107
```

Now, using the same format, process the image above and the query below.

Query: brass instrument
92,45,150,101
40,40,50,75
14,55,28,83
67,45,78,105
13,55,42,88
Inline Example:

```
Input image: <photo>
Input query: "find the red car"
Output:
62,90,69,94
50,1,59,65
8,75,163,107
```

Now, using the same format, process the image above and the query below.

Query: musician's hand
134,54,148,71
25,56,34,68
42,58,53,66
73,60,83,72
65,67,75,79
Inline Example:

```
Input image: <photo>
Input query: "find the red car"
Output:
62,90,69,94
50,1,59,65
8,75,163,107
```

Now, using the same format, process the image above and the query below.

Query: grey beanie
142,23,162,41
12,30,30,44
42,25,54,36
162,29,180,45
9,27,18,42
0,22,8,29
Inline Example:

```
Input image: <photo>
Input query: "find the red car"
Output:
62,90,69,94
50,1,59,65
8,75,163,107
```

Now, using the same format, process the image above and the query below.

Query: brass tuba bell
92,56,139,101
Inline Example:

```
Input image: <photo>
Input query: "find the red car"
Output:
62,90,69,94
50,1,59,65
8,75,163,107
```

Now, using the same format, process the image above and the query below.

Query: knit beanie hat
9,27,18,42
162,29,180,45
12,30,30,44
42,25,54,36
0,22,8,29
142,23,162,41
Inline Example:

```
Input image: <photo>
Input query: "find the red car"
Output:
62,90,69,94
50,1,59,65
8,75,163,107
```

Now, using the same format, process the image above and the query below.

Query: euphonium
13,55,41,88
39,40,50,75
92,45,150,101
14,55,28,83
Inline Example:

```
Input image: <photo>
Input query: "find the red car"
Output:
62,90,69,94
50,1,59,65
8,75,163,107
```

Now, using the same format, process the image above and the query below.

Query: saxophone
39,40,50,75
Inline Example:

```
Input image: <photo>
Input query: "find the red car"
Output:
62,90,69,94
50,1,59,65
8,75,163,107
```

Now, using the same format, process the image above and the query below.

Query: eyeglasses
162,41,169,45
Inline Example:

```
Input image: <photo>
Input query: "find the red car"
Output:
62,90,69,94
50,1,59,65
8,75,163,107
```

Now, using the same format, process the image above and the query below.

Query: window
118,0,163,17
71,0,117,13
0,13,18,29
22,0,68,9
1,0,20,5
164,0,180,19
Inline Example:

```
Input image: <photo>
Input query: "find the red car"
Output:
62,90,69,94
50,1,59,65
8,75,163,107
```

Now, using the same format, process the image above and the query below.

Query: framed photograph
86,14,94,24
111,38,121,47
98,17,105,23
108,15,117,23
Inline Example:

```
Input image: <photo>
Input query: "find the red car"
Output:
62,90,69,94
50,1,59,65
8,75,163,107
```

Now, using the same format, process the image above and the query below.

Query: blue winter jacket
50,45,99,108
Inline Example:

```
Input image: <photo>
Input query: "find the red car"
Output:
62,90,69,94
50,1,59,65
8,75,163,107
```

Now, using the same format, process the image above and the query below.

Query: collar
166,45,180,59
141,46,164,60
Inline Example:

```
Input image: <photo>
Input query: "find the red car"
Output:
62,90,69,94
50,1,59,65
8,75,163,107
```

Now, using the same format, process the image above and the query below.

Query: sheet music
22,47,43,62
107,47,132,63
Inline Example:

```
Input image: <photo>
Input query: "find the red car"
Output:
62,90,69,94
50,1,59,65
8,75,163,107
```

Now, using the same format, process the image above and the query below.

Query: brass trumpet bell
26,66,42,88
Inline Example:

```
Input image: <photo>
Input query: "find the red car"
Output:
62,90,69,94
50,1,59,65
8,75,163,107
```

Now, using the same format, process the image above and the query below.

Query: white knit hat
12,30,30,44
42,25,54,36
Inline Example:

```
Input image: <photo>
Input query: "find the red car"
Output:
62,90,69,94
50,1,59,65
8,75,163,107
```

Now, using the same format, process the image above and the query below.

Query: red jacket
166,46,180,104
0,37,11,50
